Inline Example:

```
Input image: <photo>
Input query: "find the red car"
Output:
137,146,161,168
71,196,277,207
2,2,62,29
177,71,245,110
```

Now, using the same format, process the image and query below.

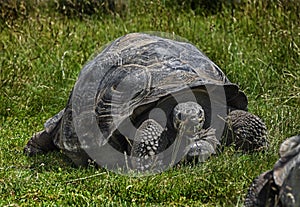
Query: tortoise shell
54,33,248,167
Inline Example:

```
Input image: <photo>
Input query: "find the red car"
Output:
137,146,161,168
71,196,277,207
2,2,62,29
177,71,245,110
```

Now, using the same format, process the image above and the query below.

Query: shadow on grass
25,151,78,172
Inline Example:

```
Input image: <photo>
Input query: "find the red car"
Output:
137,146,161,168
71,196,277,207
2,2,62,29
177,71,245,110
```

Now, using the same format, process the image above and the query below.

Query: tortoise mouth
174,116,205,136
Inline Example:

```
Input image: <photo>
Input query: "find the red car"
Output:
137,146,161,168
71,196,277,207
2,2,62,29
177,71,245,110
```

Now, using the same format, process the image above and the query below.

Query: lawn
0,0,299,206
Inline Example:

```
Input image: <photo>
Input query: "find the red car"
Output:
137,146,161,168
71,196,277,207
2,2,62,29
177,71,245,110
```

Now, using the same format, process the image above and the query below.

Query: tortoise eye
198,109,203,116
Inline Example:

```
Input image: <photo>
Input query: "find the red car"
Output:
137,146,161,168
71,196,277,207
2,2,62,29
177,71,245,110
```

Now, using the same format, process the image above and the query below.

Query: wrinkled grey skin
24,33,268,172
244,135,300,207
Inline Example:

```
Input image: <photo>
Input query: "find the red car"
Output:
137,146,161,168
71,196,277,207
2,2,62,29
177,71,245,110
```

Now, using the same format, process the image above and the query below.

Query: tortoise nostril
178,112,182,121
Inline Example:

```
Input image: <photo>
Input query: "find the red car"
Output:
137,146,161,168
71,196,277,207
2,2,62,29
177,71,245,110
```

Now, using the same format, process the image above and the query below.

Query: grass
0,0,299,206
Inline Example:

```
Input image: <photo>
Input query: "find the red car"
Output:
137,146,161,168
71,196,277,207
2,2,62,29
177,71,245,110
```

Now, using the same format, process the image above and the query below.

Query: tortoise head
172,101,205,134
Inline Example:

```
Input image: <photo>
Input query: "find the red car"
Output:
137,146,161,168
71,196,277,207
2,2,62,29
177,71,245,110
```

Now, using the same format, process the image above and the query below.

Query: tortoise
244,135,300,207
24,33,268,173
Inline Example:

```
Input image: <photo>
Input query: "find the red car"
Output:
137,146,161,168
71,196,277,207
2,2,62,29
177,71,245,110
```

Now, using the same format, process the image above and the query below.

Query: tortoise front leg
223,110,268,152
130,119,165,172
244,170,279,207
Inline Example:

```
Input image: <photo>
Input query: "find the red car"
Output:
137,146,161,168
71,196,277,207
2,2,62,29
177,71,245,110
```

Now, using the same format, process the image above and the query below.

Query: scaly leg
130,119,165,172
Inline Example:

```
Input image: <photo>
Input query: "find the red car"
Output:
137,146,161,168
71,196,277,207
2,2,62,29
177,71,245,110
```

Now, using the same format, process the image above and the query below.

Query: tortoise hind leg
24,109,65,156
223,110,268,152
24,130,57,156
